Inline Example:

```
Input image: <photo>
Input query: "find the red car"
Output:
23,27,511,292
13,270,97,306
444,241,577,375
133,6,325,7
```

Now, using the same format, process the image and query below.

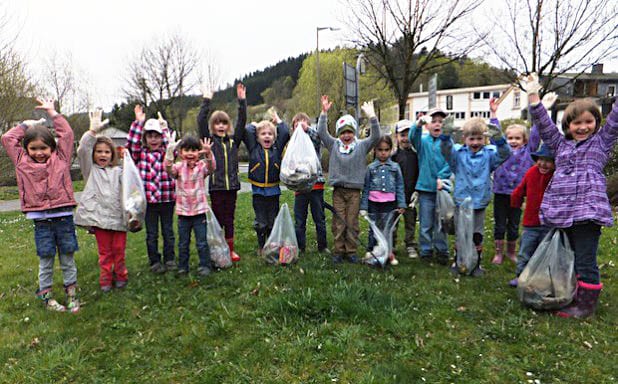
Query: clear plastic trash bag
435,187,455,236
280,127,321,192
517,229,576,310
206,210,232,269
262,203,299,265
455,197,477,275
362,211,402,267
122,149,146,232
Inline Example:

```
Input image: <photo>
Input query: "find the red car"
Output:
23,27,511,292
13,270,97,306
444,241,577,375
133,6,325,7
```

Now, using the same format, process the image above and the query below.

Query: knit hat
530,144,554,161
395,119,413,133
336,114,358,136
144,118,163,134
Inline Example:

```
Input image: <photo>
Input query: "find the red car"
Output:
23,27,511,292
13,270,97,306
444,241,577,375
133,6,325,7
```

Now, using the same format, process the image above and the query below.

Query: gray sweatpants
39,254,78,291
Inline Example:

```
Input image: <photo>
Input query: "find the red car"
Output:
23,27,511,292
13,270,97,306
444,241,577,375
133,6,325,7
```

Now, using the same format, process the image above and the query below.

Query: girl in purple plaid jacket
525,74,618,319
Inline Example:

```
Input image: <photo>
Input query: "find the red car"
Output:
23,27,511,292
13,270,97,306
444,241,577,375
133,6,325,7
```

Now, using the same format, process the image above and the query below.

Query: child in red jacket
509,144,555,287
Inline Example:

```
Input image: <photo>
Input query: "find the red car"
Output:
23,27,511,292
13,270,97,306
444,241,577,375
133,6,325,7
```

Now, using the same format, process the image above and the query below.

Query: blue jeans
418,191,448,257
367,201,397,251
294,189,327,251
178,214,211,271
516,226,550,276
33,215,79,257
145,202,176,265
564,221,601,284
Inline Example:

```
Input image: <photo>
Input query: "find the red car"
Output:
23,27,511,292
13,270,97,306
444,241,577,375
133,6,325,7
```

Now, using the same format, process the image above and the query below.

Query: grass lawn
0,180,85,201
0,190,616,383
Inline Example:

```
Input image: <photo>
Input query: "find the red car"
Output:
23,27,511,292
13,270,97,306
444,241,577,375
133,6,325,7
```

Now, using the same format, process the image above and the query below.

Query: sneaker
114,280,128,289
231,252,241,262
390,258,399,266
177,268,189,276
450,262,460,276
101,285,112,293
332,254,344,264
471,266,485,277
65,285,80,313
164,260,177,271
347,254,359,264
508,277,518,287
407,247,418,259
197,267,211,277
46,298,67,312
318,248,331,255
150,262,165,274
436,253,450,265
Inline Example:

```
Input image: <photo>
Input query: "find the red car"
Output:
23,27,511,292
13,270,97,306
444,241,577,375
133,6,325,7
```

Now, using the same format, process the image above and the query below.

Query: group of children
2,74,617,319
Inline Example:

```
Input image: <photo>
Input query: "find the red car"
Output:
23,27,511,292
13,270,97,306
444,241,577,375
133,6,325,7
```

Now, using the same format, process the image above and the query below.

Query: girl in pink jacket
1,98,80,313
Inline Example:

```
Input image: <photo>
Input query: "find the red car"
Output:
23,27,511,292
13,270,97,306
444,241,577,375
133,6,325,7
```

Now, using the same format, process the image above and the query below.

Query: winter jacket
530,101,618,228
197,97,247,191
441,136,511,209
1,115,77,212
240,122,290,191
74,132,126,231
360,159,406,211
317,113,381,190
409,124,451,192
511,165,554,227
391,146,419,200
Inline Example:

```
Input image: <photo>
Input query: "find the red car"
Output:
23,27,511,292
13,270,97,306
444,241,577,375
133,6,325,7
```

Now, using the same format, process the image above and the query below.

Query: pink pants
94,228,128,287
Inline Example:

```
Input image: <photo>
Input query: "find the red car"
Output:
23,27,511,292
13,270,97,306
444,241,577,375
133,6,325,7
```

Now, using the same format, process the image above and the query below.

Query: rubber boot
36,288,66,312
471,246,485,277
226,238,240,262
491,239,505,264
65,284,80,314
506,240,517,263
557,281,602,319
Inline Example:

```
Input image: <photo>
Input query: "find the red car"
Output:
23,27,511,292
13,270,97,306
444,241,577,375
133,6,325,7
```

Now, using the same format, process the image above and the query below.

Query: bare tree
41,51,92,115
478,0,618,93
124,33,200,134
198,49,222,93
345,0,483,119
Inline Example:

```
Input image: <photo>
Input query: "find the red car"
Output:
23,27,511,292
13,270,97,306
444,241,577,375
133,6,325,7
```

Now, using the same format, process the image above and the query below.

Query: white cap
395,120,413,133
144,119,162,134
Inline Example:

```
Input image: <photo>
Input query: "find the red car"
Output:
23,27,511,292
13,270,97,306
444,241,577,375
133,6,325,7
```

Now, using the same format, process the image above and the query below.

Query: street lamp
316,26,340,116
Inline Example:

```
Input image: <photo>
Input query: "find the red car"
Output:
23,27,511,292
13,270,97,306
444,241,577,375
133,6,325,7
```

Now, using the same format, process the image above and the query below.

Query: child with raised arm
75,109,129,292
318,96,381,263
197,83,247,262
290,113,329,254
240,109,290,251
409,108,452,264
524,74,618,318
1,98,80,312
165,135,216,276
440,116,511,276
126,106,176,274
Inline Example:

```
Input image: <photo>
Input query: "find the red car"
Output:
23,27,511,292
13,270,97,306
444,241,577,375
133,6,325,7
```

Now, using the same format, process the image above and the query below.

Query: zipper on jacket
265,149,269,185
223,141,229,190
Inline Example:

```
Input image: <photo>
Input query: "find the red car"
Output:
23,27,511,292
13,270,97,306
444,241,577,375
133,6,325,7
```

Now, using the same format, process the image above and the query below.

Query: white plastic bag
362,211,402,267
517,229,577,310
206,210,232,269
280,127,321,192
262,203,299,265
122,149,146,232
435,188,455,235
455,197,477,275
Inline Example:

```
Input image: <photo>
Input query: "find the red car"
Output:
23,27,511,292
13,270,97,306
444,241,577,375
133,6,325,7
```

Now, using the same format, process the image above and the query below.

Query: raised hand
21,118,47,129
236,82,246,100
485,123,503,140
200,138,212,156
34,97,58,117
361,100,376,119
164,130,179,163
321,95,332,113
441,115,456,135
157,112,168,131
134,104,146,122
409,191,419,208
489,97,500,114
541,92,558,110
521,73,542,96
267,106,281,124
201,84,214,100
89,108,109,133
417,114,432,127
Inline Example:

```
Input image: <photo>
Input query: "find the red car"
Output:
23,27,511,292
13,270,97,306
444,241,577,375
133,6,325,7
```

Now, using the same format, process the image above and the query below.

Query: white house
405,84,528,125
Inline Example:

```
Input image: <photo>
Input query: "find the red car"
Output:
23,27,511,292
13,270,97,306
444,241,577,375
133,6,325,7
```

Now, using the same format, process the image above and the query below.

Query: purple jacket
530,101,618,228
492,118,540,195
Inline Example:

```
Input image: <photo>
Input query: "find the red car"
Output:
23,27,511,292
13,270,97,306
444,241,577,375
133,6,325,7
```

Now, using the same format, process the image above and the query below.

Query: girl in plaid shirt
126,105,176,274
165,135,216,276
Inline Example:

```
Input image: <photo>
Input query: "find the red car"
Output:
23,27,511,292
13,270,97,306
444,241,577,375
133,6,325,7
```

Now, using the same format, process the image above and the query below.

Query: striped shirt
126,120,176,203
172,159,215,216
531,102,618,228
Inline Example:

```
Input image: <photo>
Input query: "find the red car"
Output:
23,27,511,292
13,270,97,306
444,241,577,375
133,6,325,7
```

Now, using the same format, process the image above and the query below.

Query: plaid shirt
126,120,176,203
172,159,215,216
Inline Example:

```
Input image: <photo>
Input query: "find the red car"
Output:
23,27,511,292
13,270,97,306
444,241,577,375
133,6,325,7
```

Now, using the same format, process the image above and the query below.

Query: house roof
407,83,512,98
99,127,128,138
553,73,618,81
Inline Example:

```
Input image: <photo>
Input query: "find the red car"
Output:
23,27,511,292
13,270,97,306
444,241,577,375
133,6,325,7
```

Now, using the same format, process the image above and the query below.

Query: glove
409,191,419,208
89,108,109,133
267,106,281,124
541,92,558,110
417,115,432,127
521,73,542,96
359,210,368,218
157,112,168,132
165,130,179,163
441,115,455,136
484,123,503,141
21,118,46,129
201,84,213,99
361,101,376,119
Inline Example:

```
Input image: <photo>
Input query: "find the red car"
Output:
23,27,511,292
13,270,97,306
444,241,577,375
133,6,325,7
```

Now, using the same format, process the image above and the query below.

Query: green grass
0,190,616,383
0,180,85,201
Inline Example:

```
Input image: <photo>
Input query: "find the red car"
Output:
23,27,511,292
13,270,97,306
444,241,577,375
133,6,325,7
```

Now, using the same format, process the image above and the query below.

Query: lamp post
316,26,339,116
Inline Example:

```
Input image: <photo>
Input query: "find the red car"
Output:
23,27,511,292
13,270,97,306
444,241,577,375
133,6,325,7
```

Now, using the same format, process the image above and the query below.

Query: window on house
471,111,490,118
513,91,521,108
492,91,501,99
404,104,410,120
483,92,491,99
446,95,453,110
454,112,465,119
473,92,481,99
608,85,616,97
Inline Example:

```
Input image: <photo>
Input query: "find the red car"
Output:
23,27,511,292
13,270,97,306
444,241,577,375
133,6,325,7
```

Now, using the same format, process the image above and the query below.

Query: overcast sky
5,0,618,110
